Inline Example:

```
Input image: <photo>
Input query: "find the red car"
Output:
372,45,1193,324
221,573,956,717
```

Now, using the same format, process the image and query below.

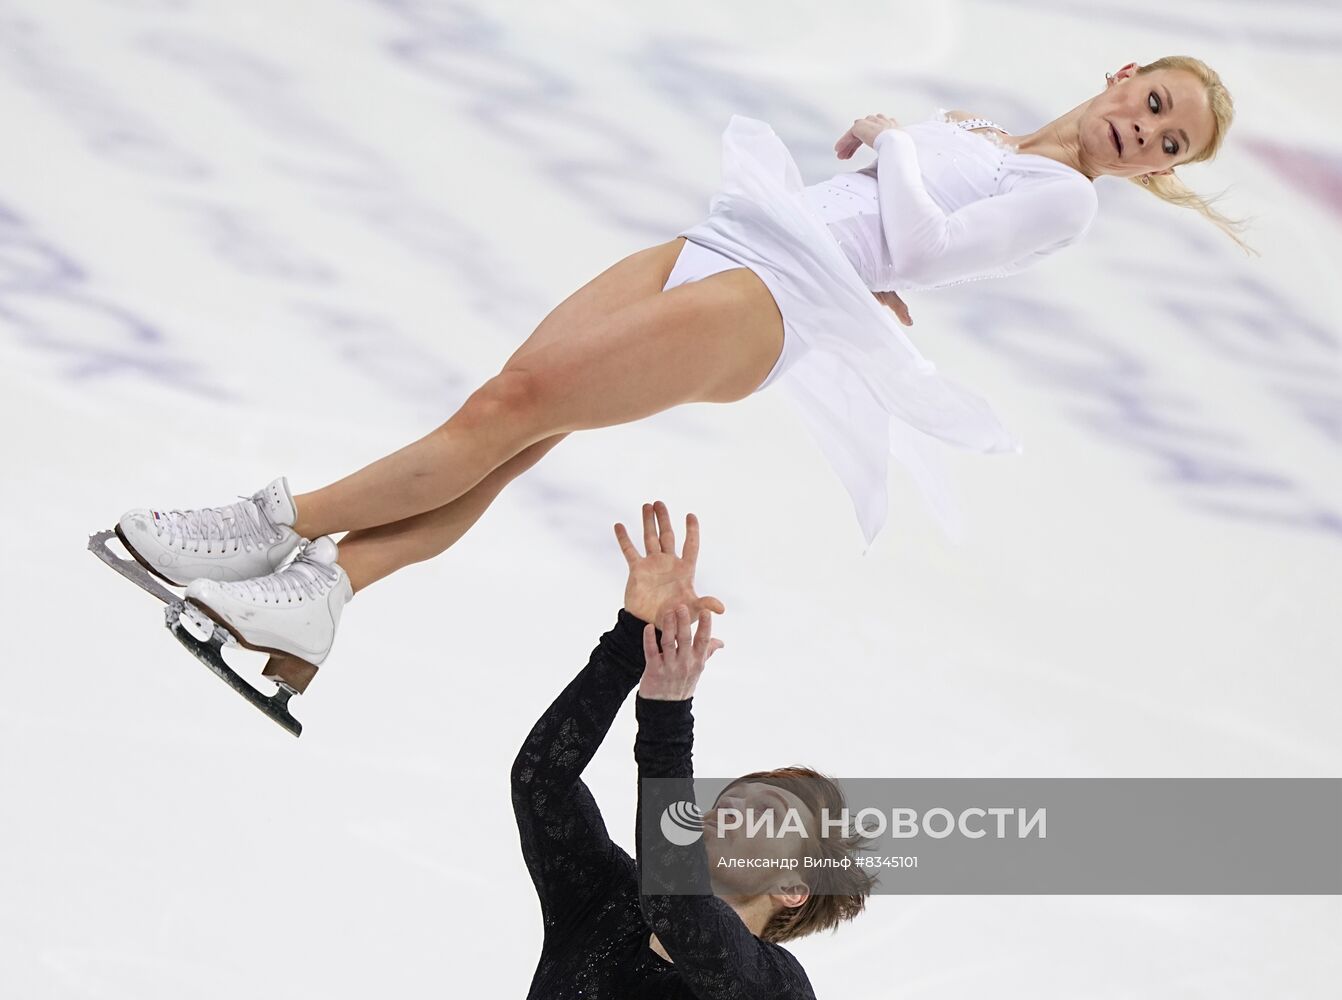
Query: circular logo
660,800,705,846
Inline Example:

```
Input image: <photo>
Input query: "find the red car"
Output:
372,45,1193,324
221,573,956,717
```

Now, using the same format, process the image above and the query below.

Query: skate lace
158,492,282,555
230,540,339,605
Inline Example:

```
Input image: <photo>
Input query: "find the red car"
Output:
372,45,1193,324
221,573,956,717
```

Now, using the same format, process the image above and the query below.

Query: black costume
511,609,817,999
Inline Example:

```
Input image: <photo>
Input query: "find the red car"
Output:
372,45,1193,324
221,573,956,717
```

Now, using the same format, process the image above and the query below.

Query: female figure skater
111,57,1244,694
512,500,873,998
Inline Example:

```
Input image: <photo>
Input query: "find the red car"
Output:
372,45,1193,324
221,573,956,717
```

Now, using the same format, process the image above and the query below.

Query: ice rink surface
1,0,1339,995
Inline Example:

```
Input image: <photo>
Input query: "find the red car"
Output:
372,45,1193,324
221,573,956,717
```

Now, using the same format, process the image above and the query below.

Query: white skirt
677,115,1021,551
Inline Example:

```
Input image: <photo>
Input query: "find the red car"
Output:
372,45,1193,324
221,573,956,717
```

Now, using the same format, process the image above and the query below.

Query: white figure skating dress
662,109,1098,549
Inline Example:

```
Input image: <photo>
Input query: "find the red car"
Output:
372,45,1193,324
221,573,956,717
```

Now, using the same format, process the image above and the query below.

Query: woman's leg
336,432,568,593
290,238,683,540
290,239,783,540
259,432,568,693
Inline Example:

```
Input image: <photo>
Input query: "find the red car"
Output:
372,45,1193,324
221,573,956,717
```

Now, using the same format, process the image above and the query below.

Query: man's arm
632,609,815,1000
510,608,658,932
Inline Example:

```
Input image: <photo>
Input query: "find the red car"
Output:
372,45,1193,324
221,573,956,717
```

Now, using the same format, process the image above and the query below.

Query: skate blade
176,601,221,644
92,528,303,737
186,596,324,694
165,601,303,738
88,528,180,605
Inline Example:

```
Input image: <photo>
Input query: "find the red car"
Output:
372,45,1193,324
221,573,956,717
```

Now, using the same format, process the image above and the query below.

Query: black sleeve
634,696,816,1000
511,608,659,933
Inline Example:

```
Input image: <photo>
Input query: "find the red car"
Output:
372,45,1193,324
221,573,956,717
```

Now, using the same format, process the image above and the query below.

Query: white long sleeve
872,127,1097,289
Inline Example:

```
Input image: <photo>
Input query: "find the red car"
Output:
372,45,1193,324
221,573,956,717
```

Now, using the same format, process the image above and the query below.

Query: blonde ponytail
1141,169,1259,256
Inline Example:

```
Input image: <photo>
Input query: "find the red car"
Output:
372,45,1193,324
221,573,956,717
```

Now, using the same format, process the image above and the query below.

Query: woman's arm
872,126,1097,287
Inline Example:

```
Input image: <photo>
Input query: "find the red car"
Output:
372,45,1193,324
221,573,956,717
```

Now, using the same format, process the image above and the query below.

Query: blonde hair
1131,55,1258,256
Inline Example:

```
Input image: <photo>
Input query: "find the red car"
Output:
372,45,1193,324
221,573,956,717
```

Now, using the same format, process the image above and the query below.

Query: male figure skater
512,501,874,998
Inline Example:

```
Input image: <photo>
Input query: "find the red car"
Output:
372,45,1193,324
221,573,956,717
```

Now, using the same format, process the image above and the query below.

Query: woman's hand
639,604,723,701
873,289,913,326
835,113,901,159
615,500,725,626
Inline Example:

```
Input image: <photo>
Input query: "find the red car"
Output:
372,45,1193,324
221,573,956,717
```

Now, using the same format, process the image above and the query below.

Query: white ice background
1,0,1339,996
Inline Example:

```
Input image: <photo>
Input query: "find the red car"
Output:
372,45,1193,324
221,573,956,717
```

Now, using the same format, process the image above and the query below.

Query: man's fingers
643,622,663,665
682,512,700,564
613,522,639,566
654,500,675,554
700,595,726,615
692,608,713,655
675,604,692,648
641,502,659,556
662,608,679,650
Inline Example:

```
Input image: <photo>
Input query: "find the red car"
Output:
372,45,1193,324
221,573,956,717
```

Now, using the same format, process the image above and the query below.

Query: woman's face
701,781,817,896
1086,66,1216,179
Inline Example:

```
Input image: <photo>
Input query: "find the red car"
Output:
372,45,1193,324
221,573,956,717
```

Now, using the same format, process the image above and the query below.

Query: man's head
701,766,877,943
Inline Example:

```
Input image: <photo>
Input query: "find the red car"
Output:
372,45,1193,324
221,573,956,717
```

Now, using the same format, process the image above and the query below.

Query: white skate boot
184,535,353,667
117,476,302,587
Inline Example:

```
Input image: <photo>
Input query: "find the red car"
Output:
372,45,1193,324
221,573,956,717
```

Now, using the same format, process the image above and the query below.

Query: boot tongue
254,476,298,527
302,535,339,566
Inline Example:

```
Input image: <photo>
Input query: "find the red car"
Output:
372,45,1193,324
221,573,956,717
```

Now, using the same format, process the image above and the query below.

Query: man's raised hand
614,500,725,625
639,605,723,701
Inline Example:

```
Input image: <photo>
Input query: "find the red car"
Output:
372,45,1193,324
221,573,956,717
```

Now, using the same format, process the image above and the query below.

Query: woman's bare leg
289,239,783,540
260,432,568,692
336,432,568,593
291,239,683,539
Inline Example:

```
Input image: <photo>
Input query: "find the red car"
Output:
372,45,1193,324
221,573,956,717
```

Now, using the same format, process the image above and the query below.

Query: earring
1141,175,1150,186
1105,71,1114,82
